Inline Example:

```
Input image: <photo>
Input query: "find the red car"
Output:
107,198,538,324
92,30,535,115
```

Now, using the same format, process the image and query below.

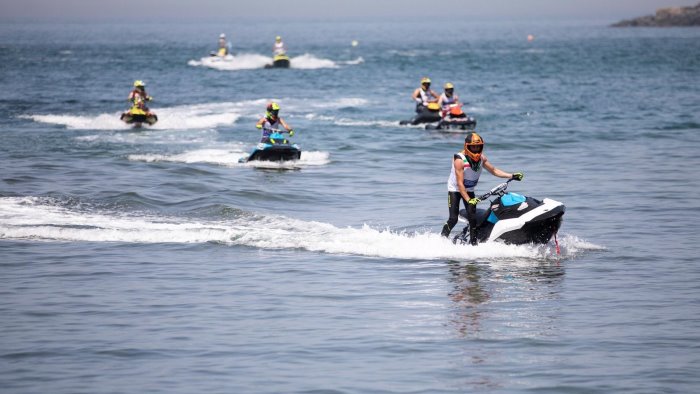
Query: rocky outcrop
612,3,700,27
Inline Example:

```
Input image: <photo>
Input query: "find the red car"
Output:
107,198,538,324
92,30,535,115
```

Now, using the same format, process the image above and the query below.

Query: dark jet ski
239,129,301,163
452,180,565,245
120,104,157,127
425,103,477,131
399,102,442,125
265,54,291,69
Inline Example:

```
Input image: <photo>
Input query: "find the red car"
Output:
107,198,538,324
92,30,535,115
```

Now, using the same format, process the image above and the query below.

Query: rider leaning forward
441,132,524,245
256,102,294,142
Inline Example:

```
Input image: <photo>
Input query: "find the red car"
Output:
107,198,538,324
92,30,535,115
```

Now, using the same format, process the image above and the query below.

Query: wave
0,197,601,262
188,53,363,70
23,102,243,131
128,149,330,168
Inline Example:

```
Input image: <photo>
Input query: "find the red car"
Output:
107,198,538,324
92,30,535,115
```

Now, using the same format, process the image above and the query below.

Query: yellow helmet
444,82,454,89
134,80,145,88
275,36,281,41
266,102,280,118
420,77,431,85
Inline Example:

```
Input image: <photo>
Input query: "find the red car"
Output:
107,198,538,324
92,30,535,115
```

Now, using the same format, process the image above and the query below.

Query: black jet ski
265,54,291,69
452,180,565,245
239,129,301,163
120,104,157,127
425,103,477,131
399,102,442,125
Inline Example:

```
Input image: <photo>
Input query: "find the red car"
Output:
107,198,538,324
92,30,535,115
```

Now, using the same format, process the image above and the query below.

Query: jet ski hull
239,143,301,163
120,112,158,126
399,106,441,125
425,116,477,131
455,195,565,245
265,55,291,68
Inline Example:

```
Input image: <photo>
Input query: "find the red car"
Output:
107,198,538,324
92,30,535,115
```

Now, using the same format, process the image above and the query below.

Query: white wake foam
188,53,361,70
24,102,243,131
128,148,330,168
0,197,599,261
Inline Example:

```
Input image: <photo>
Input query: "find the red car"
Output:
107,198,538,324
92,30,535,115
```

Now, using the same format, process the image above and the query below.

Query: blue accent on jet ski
239,131,301,163
501,193,526,207
487,211,498,224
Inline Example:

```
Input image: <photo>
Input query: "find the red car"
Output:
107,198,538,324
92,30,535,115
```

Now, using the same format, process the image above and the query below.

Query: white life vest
273,42,286,55
260,117,281,137
447,152,485,192
418,88,433,105
440,93,457,107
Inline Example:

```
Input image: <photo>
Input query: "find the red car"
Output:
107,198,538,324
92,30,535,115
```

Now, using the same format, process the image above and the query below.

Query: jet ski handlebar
477,179,514,201
263,127,294,135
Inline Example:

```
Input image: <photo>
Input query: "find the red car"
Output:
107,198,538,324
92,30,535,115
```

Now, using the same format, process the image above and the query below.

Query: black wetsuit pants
441,191,476,239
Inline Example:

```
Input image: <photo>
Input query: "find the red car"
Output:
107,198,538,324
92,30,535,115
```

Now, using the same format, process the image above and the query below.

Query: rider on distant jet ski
273,35,287,56
128,80,152,110
411,77,439,112
218,33,230,56
438,82,459,111
440,132,524,245
255,102,294,142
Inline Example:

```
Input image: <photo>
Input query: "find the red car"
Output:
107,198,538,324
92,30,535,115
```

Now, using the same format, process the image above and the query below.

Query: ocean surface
1,19,699,393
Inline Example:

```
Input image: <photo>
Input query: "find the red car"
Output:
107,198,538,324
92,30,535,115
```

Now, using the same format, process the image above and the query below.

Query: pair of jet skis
400,102,476,131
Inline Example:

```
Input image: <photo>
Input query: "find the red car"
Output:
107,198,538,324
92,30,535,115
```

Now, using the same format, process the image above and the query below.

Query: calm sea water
1,19,700,393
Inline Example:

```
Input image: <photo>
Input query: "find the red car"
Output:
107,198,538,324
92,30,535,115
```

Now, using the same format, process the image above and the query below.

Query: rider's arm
454,157,472,202
412,89,422,104
256,117,265,129
279,118,292,131
484,158,513,179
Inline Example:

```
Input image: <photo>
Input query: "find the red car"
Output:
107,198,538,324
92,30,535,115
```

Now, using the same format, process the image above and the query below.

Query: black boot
441,223,451,238
469,228,478,246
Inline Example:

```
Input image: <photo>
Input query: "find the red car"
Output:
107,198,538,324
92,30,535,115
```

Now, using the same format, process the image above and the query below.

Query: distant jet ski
399,102,442,125
425,103,476,131
120,101,157,127
239,129,301,163
452,180,565,245
265,54,291,69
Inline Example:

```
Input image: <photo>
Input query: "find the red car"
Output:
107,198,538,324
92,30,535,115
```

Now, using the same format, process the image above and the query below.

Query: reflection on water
447,261,491,338
445,260,566,338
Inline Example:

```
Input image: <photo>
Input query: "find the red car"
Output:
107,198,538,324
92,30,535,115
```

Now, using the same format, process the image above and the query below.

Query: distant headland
612,3,700,27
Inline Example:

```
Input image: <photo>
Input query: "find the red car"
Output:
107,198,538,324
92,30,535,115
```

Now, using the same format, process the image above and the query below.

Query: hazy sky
1,0,698,21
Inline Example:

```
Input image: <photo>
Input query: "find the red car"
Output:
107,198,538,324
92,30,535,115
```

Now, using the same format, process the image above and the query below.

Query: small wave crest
128,149,330,168
0,197,599,262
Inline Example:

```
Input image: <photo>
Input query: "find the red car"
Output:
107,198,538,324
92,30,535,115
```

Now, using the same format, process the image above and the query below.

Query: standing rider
273,35,287,56
218,33,230,56
438,82,460,114
128,80,152,111
411,77,439,112
255,102,294,142
440,132,524,245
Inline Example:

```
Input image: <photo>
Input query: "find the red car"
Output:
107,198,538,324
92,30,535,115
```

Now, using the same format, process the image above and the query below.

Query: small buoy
351,40,359,47
527,34,535,42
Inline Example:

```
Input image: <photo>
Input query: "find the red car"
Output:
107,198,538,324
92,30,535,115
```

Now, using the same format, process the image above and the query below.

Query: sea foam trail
24,102,243,131
0,197,601,261
188,53,362,70
128,149,331,168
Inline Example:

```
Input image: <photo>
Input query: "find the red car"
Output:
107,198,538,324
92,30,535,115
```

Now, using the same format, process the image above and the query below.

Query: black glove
511,172,524,181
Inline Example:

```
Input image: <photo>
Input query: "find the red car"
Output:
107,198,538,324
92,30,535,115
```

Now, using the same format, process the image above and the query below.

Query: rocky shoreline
612,3,700,27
